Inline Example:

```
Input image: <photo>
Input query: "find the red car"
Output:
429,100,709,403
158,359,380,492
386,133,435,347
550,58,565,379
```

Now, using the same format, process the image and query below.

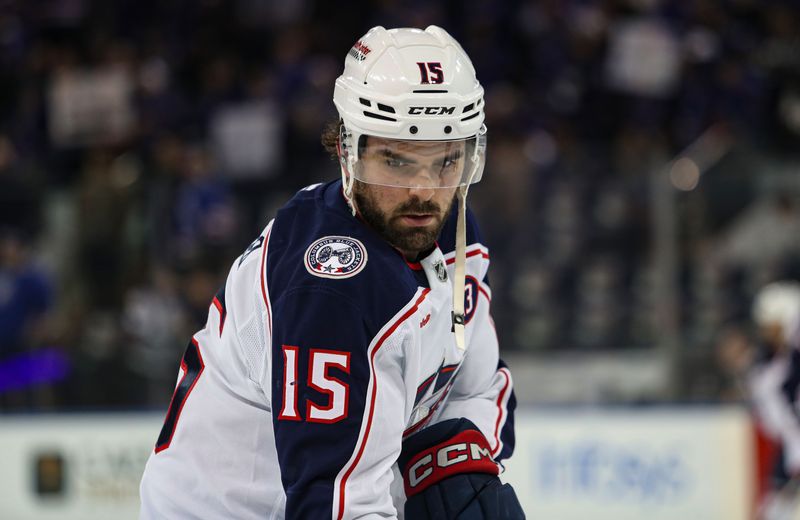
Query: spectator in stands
0,230,53,359
0,134,52,361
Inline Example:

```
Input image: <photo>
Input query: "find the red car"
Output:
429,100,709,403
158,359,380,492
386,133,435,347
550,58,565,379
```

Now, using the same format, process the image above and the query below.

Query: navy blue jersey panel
271,288,373,517
496,358,517,462
266,181,421,335
264,181,423,516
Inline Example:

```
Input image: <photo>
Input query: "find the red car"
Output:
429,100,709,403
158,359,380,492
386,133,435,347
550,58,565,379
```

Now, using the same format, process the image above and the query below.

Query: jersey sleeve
140,226,283,520
269,286,407,519
432,276,517,462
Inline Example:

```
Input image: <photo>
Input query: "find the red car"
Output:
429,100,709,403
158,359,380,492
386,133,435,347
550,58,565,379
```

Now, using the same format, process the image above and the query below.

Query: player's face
353,138,460,259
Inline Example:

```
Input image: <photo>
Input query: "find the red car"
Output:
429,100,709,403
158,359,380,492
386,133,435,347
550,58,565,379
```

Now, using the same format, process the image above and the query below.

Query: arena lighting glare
670,157,700,191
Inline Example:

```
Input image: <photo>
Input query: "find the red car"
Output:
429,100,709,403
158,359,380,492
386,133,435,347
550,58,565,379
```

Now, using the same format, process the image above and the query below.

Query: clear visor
343,125,487,189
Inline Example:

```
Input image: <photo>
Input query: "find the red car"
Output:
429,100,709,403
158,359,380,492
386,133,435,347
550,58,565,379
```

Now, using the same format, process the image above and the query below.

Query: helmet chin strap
452,161,480,352
451,186,468,352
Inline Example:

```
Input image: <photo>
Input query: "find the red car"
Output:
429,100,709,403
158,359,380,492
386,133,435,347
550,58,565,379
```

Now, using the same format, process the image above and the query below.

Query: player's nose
407,168,438,200
408,184,435,201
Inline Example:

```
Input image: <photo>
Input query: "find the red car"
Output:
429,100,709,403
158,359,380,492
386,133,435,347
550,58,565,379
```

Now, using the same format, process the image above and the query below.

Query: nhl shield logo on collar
304,236,368,279
433,260,448,282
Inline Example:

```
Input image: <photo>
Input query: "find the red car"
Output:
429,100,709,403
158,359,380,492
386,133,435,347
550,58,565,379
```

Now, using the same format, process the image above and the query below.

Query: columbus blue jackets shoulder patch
304,236,368,279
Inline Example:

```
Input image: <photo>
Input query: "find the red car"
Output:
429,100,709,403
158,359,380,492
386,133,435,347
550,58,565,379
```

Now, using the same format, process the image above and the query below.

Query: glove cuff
401,427,499,497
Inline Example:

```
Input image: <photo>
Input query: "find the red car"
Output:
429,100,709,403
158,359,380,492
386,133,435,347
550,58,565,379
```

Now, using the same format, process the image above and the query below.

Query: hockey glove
398,418,525,519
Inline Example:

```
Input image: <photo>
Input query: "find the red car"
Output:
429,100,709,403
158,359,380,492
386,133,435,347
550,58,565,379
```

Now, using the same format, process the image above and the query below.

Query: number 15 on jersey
278,345,351,424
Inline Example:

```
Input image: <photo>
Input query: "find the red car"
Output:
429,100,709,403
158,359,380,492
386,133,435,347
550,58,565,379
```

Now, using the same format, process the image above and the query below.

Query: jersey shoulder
265,181,421,335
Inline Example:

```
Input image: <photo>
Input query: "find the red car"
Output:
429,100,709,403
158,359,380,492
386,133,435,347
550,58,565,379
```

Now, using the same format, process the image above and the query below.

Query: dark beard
353,184,454,259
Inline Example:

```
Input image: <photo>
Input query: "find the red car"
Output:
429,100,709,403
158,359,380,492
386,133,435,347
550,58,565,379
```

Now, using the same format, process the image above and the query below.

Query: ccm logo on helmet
408,106,456,115
407,440,494,488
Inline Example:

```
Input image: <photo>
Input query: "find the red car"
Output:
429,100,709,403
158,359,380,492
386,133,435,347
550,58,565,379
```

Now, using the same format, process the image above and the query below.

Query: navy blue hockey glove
399,418,525,519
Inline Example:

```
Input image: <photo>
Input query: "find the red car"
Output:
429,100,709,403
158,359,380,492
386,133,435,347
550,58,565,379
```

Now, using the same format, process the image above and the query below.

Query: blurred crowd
1,0,799,410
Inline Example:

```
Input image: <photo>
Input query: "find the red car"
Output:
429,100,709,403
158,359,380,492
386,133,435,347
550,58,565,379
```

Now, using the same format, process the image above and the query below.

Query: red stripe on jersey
416,372,437,397
444,247,489,265
154,337,205,453
478,283,491,302
259,225,273,335
336,288,431,520
492,368,512,456
211,297,225,335
405,259,423,271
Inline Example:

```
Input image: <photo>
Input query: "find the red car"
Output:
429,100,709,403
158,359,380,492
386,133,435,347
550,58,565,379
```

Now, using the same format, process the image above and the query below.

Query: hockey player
139,25,523,519
748,281,800,519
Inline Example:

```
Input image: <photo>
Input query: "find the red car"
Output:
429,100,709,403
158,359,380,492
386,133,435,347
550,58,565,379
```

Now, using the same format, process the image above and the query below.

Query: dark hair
321,119,369,162
321,119,343,160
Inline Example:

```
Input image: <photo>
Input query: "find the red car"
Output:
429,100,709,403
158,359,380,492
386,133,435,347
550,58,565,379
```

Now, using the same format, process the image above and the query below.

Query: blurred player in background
139,25,523,519
746,281,800,520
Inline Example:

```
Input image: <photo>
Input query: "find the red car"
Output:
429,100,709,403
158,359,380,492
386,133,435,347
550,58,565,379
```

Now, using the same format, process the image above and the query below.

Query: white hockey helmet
752,281,800,346
333,25,486,195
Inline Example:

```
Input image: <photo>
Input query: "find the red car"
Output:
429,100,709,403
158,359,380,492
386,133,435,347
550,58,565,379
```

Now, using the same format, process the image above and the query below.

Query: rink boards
0,407,754,519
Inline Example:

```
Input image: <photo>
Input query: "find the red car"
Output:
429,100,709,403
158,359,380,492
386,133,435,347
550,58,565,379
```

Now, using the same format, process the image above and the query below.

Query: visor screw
444,125,452,134
409,126,418,135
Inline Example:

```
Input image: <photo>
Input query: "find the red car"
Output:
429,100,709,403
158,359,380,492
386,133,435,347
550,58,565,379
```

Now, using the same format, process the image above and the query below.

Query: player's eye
437,154,461,171
385,157,408,168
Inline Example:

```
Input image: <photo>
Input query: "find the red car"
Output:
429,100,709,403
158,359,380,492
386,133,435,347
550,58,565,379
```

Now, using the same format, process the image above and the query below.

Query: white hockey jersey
749,345,800,475
139,180,516,519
